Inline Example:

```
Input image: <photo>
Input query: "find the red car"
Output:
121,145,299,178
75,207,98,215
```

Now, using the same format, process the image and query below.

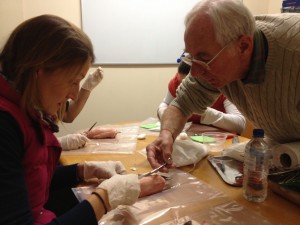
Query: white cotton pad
137,133,146,140
178,132,188,140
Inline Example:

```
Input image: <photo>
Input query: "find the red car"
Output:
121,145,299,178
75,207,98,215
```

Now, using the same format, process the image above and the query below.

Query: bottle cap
253,128,264,137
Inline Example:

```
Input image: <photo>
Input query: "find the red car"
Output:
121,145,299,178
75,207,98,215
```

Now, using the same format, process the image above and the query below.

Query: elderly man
146,0,300,170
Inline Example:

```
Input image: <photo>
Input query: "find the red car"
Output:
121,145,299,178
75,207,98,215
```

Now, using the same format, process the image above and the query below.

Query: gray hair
185,0,256,46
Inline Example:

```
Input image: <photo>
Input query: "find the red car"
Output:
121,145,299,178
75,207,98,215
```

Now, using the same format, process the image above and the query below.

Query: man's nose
191,64,206,78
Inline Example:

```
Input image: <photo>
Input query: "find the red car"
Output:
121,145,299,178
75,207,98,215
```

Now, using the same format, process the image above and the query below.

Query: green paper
191,136,215,143
140,123,160,129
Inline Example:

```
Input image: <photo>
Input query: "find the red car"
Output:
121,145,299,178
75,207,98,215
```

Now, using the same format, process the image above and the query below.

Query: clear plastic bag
72,169,275,225
61,124,139,154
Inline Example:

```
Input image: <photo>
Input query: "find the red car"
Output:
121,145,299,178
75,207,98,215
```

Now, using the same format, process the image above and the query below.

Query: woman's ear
35,68,41,78
36,68,46,79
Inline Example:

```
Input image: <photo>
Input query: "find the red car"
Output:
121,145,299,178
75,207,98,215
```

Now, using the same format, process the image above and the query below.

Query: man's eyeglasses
180,43,231,70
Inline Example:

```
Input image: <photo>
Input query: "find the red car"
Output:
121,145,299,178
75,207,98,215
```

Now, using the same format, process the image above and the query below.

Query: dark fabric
242,28,268,84
45,186,79,217
45,164,78,216
50,201,98,225
45,164,80,216
50,165,79,190
0,111,34,225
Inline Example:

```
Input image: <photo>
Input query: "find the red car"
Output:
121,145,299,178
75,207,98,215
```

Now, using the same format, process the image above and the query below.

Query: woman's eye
72,81,80,86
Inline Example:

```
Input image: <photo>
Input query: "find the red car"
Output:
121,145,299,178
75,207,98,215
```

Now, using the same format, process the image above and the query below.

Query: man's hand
146,129,176,172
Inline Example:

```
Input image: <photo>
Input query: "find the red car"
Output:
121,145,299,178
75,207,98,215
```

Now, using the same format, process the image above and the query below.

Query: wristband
92,191,108,214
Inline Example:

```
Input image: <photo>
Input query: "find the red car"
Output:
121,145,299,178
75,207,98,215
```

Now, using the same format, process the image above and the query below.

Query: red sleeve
168,73,181,97
188,95,227,124
211,94,226,113
188,114,201,124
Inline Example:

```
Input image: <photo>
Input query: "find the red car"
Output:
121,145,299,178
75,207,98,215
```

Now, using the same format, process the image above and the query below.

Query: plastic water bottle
243,129,270,202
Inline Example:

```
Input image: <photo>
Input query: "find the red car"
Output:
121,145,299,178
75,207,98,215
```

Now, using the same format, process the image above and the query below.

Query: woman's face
36,60,91,115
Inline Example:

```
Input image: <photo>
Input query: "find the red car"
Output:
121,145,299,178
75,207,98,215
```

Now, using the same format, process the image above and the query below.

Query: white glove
81,67,104,91
58,134,89,150
97,174,140,209
83,161,127,180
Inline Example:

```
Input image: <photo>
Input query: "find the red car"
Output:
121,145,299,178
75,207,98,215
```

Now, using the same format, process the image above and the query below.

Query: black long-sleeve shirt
0,111,98,225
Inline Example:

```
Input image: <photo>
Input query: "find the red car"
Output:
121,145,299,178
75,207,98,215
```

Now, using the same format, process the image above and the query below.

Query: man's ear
238,35,253,56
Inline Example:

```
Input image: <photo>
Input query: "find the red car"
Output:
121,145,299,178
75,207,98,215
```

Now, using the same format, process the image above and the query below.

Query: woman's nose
67,86,80,101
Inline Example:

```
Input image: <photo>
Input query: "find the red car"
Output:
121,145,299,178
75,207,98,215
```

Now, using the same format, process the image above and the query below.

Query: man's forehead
184,15,217,50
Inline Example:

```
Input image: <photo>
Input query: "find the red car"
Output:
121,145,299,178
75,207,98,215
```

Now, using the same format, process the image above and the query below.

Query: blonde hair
0,14,95,120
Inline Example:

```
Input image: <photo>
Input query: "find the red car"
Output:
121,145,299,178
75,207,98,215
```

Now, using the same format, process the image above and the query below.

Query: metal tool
87,122,97,133
138,162,167,179
232,135,240,144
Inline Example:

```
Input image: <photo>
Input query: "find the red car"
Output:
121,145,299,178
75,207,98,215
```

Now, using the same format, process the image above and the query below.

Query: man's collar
242,28,268,84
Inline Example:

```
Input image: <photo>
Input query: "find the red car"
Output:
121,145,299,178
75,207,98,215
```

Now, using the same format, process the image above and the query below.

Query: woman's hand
97,174,166,210
58,133,89,150
82,161,127,180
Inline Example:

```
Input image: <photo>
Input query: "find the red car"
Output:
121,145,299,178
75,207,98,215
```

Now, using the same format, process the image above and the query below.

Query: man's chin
208,80,223,88
213,83,224,88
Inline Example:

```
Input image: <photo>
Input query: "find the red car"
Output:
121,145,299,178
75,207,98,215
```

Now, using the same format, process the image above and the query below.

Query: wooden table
60,135,299,225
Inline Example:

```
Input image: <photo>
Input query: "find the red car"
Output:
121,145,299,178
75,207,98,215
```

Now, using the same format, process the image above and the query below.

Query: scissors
138,162,167,179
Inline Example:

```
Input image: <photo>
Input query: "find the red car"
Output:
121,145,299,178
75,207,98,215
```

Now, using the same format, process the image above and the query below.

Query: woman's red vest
0,76,61,224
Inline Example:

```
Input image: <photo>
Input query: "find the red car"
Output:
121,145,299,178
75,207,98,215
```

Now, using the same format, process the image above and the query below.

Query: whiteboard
81,0,199,65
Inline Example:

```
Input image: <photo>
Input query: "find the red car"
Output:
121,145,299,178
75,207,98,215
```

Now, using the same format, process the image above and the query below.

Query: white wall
0,0,23,44
0,0,176,136
0,0,282,136
268,0,282,13
243,0,282,15
244,0,269,15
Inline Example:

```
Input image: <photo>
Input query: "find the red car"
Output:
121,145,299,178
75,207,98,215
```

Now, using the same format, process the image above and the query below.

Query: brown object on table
268,181,300,207
268,169,300,206
87,127,118,139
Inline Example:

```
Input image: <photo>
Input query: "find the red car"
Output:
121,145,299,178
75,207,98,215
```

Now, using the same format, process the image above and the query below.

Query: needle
87,122,97,133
